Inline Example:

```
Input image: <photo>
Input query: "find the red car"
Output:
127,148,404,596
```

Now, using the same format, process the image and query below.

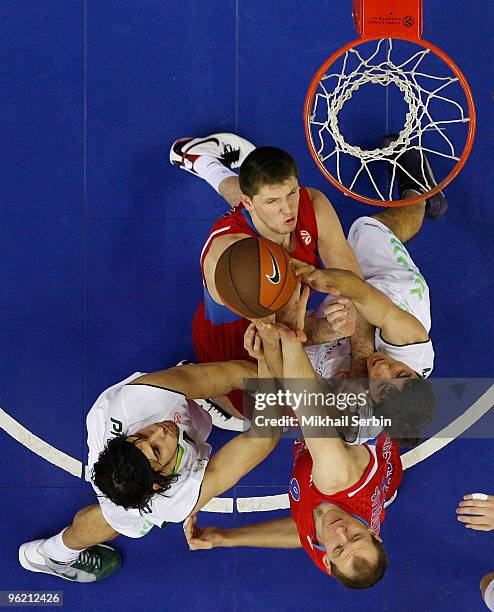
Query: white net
308,38,472,201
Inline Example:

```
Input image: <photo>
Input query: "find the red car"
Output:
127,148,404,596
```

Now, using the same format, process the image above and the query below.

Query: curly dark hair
91,434,179,511
376,378,436,448
239,146,299,198
330,537,388,589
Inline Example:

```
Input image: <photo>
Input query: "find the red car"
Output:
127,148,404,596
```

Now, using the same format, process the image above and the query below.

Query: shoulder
304,188,338,218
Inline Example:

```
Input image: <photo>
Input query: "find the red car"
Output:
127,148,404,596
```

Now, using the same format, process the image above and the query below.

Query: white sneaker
194,398,250,432
19,539,121,583
169,132,256,174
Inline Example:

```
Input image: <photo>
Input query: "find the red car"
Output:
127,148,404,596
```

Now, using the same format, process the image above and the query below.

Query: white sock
41,528,84,563
193,155,236,194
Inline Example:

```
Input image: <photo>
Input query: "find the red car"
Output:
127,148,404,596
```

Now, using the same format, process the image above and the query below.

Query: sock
193,155,237,194
41,528,84,564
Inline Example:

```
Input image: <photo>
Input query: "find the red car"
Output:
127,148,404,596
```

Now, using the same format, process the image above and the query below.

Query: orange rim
304,36,476,207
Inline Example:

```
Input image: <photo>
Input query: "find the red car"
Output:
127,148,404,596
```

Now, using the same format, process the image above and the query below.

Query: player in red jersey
184,291,403,590
170,133,361,414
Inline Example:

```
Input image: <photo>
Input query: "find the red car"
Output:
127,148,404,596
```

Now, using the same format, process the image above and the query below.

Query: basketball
215,236,297,318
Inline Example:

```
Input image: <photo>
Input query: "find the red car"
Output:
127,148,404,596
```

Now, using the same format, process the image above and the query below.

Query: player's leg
372,192,426,244
372,133,448,244
169,133,255,208
63,504,119,549
19,505,121,583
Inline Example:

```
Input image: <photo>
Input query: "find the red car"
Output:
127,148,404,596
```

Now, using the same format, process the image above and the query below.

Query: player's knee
72,505,116,536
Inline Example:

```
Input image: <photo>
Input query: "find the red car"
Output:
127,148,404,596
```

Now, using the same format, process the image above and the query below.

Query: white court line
1,383,493,513
0,408,82,478
401,383,494,470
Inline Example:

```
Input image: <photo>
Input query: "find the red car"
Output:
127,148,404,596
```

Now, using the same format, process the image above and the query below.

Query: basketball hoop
305,0,476,206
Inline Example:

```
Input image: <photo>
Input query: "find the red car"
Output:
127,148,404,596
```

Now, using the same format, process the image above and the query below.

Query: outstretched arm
257,285,359,494
190,352,282,513
185,514,301,550
294,263,429,346
130,360,257,399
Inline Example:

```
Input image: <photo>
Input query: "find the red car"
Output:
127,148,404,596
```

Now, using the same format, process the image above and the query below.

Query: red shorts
192,301,255,413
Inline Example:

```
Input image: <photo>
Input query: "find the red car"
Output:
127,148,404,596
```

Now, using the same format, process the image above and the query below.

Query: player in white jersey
305,214,433,379
19,360,281,583
299,134,442,444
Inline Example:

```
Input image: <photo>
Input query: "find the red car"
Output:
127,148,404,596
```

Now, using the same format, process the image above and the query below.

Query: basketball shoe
381,134,448,219
169,133,256,175
175,360,250,432
19,540,121,582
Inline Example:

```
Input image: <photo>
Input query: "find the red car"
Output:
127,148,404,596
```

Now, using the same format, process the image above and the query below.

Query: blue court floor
1,2,493,611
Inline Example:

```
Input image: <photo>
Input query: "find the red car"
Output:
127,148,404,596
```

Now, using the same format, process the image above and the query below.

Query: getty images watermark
252,388,391,430
243,378,494,444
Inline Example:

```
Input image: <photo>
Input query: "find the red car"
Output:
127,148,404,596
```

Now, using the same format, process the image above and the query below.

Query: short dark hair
330,537,388,589
376,378,435,448
92,434,178,511
239,146,299,198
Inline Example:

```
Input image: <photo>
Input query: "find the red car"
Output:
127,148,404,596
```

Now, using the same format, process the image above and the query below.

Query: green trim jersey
86,372,212,538
308,217,434,380
348,217,433,378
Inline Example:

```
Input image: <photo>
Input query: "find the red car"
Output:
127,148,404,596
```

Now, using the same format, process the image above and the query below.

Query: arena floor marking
1,382,494,513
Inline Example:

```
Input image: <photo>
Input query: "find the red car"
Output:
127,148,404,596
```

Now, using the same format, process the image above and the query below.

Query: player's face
367,352,419,379
128,421,180,477
243,177,300,236
321,507,381,576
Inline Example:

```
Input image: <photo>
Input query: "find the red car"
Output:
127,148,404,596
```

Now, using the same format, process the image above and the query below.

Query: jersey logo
174,412,182,424
300,230,312,245
265,251,280,284
193,458,208,473
289,478,301,502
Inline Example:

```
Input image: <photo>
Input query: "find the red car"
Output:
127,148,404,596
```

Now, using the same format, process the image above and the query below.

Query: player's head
367,352,435,447
370,380,435,448
367,351,419,379
92,420,180,510
239,147,300,236
320,506,387,589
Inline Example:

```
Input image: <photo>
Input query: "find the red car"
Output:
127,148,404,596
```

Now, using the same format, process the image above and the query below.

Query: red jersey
193,186,319,365
288,435,403,574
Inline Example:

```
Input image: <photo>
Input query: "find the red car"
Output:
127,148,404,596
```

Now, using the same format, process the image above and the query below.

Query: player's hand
291,260,341,296
276,281,309,340
183,514,225,550
257,283,309,343
244,323,265,362
456,494,494,531
323,298,356,338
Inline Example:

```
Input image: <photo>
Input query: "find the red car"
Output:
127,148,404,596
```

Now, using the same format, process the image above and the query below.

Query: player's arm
294,264,429,345
279,326,358,493
244,321,283,379
130,360,257,400
203,232,250,303
190,358,282,513
190,427,280,514
308,188,362,278
185,514,301,550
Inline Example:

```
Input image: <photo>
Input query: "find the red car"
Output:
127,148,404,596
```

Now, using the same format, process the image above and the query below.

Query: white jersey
348,216,434,378
87,372,212,538
307,217,434,379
